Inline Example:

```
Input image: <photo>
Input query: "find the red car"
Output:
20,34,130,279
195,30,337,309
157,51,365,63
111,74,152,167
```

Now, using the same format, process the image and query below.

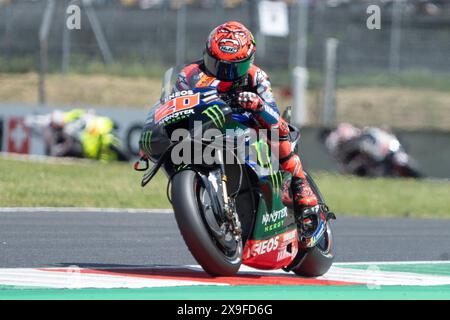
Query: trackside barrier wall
0,104,146,157
1,104,449,178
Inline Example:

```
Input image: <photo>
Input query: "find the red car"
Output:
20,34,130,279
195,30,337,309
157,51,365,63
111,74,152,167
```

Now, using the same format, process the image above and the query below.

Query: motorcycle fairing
234,134,298,270
243,229,299,270
241,171,298,270
141,87,300,270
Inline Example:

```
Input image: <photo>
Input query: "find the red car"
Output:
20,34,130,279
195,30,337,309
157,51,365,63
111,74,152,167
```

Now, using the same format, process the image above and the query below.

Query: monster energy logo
272,171,283,192
141,130,153,155
202,105,225,128
262,208,288,226
177,164,189,171
252,140,283,191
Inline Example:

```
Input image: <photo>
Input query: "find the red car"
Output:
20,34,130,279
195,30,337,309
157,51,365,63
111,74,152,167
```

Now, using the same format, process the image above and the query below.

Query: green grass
61,56,170,80
0,55,36,73
336,69,450,92
313,171,450,219
1,158,449,219
3,55,450,92
0,55,169,80
270,68,450,91
0,157,169,209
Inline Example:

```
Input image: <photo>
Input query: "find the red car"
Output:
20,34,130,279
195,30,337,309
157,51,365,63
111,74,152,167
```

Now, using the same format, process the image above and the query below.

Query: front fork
216,149,242,237
216,149,229,205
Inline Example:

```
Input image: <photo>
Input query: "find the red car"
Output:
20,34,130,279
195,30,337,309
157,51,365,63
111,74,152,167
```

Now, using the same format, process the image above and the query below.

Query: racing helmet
50,110,65,129
203,21,256,82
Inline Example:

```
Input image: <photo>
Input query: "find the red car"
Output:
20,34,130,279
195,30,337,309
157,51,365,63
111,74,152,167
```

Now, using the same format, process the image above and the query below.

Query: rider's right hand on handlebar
237,92,263,112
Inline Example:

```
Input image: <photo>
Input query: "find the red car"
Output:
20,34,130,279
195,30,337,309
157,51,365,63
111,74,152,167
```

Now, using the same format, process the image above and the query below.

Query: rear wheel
290,223,335,277
288,171,335,277
171,170,242,276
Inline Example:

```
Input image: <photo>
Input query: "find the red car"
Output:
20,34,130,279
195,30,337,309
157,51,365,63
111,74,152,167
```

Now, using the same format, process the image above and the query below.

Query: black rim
316,225,332,254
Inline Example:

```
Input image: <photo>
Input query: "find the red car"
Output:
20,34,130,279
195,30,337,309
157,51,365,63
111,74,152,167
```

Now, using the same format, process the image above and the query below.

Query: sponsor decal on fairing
155,93,200,124
250,236,280,257
261,207,288,226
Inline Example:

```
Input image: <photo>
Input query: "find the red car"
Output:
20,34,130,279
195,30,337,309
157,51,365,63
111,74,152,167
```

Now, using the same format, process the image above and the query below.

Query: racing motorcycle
135,67,336,277
25,111,130,162
320,124,423,178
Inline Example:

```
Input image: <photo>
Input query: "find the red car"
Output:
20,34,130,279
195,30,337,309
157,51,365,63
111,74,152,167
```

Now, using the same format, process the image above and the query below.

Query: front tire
171,170,242,276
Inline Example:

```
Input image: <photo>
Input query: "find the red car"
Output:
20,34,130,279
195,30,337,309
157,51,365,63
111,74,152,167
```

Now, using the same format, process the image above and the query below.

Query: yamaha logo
219,45,238,53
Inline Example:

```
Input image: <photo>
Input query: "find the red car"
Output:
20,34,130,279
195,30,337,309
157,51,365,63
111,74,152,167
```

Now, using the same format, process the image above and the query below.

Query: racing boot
280,152,325,249
290,176,324,248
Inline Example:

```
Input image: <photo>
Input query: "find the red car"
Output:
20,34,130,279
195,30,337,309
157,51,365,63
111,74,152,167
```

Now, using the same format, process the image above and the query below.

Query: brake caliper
224,198,242,237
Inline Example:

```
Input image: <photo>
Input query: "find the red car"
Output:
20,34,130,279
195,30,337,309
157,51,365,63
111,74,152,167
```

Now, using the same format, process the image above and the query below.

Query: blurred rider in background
321,123,422,178
26,109,128,162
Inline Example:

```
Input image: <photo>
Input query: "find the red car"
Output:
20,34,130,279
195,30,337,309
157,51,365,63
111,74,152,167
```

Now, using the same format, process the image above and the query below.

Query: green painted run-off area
0,284,449,300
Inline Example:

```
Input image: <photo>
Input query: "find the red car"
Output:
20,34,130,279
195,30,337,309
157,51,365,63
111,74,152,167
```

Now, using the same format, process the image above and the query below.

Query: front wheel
171,170,242,276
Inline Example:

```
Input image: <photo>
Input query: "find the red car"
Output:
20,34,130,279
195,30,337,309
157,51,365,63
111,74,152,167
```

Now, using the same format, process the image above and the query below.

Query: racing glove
238,92,263,112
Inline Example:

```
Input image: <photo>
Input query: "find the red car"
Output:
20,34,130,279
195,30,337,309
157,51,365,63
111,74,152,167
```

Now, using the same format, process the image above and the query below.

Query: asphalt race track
0,210,449,268
0,209,449,299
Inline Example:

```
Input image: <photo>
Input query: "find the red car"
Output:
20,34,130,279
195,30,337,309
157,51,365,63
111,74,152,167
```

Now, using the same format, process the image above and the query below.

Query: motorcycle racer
26,109,128,162
321,123,422,178
140,21,324,248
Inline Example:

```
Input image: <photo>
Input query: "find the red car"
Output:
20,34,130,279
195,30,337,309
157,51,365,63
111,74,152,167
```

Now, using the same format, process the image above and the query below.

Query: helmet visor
203,50,253,82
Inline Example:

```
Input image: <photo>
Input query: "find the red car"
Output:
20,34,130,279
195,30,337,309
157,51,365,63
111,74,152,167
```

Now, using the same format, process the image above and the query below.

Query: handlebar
231,106,247,114
219,92,246,114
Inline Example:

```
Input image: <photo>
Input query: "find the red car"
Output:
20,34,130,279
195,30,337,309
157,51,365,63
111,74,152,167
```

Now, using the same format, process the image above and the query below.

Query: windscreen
160,65,188,102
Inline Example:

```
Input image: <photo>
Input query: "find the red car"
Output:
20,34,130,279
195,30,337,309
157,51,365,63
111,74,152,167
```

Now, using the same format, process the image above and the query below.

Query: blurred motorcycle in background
320,123,423,178
25,109,130,163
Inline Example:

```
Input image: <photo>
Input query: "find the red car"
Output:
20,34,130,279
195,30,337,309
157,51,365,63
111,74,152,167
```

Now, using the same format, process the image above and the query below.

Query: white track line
0,207,173,214
335,261,450,266
0,268,225,289
1,263,450,289
322,267,450,286
230,265,450,286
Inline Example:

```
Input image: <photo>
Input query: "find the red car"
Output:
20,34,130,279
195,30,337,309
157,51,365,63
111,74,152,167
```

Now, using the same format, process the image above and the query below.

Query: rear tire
171,170,242,276
290,224,335,277
289,171,335,277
